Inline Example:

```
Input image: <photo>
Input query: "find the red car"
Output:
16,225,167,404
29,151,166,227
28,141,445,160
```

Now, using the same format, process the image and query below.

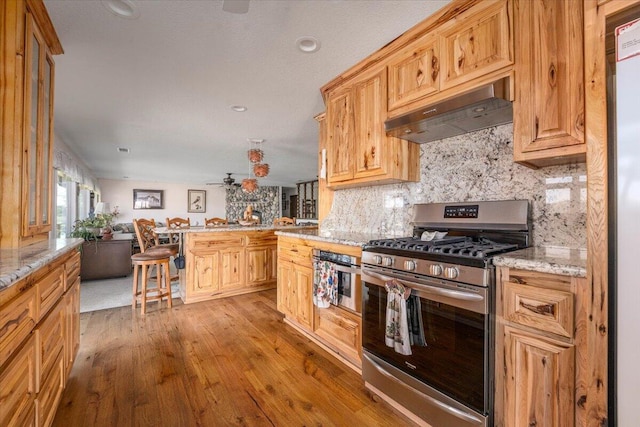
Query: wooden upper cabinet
387,32,440,111
325,66,419,189
512,0,585,167
352,67,387,178
325,88,354,184
438,0,513,90
22,10,55,239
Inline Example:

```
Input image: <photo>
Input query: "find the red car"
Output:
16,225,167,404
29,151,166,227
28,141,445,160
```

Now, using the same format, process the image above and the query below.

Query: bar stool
131,218,178,314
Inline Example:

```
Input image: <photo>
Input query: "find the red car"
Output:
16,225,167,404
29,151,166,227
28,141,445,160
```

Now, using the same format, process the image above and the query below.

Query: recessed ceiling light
231,105,247,112
101,0,140,19
117,147,130,153
296,36,320,53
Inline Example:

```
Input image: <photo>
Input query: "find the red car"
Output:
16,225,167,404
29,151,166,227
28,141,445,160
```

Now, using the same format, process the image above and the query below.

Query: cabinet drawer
0,334,37,427
37,267,64,321
64,251,81,291
503,280,574,339
0,285,38,367
189,233,245,251
246,231,277,247
278,240,312,265
314,306,361,363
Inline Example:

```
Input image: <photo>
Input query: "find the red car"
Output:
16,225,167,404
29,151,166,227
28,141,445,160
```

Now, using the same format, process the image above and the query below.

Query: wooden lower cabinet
503,326,575,426
0,247,80,427
0,334,37,426
184,231,278,304
276,256,313,330
277,235,362,369
63,278,80,378
313,305,361,366
495,267,587,427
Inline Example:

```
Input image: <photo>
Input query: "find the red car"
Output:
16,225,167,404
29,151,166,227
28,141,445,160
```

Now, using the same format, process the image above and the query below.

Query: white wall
99,179,226,226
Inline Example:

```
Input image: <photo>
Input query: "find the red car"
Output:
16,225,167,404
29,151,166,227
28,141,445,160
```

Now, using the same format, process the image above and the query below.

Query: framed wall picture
188,189,206,213
133,189,164,209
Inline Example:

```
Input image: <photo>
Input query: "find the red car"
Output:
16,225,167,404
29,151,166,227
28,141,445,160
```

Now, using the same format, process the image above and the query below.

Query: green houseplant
70,207,119,240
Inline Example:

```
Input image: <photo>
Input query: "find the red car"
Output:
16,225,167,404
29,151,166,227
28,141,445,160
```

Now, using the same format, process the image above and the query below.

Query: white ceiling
45,0,450,187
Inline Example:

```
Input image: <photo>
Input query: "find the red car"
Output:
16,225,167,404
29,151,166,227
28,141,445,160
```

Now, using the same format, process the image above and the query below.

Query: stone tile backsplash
226,186,280,225
321,123,587,249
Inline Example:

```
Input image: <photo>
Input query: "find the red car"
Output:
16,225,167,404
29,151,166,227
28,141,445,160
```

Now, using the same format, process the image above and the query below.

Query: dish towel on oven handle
313,259,338,308
407,295,426,347
385,279,412,355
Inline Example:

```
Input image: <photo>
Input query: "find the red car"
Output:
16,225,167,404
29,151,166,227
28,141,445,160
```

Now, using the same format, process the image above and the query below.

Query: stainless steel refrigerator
608,6,640,425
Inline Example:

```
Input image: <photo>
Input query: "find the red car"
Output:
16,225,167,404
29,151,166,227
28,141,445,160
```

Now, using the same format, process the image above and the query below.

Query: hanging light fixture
241,178,258,193
242,139,270,193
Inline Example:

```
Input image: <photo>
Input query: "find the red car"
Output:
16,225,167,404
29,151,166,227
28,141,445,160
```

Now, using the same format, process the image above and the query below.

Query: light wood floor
53,289,416,426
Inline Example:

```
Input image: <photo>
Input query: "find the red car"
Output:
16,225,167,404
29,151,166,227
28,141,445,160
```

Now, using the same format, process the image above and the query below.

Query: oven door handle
314,259,360,276
363,353,485,425
363,270,484,302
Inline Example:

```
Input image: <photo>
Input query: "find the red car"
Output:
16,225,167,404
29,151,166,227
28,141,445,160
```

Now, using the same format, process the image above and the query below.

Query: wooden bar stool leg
132,264,139,309
141,263,149,315
164,260,172,309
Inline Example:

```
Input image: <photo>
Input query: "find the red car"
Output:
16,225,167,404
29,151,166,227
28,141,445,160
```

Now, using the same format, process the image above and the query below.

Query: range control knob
404,260,416,271
429,264,443,276
444,266,459,279
383,257,393,267
373,255,383,265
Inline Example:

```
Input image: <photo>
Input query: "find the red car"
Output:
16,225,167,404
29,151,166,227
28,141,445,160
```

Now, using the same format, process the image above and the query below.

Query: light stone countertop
0,238,84,291
154,225,317,234
493,246,587,278
275,228,389,247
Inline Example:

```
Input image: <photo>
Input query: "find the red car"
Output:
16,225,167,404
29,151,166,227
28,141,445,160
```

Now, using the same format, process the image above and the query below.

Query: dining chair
166,217,190,243
205,217,228,227
273,216,295,226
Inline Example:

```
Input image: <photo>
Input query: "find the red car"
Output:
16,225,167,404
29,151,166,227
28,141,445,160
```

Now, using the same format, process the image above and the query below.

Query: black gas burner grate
367,236,518,260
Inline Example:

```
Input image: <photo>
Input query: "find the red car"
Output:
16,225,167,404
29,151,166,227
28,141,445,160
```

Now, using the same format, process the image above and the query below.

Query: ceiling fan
222,0,250,14
206,173,241,188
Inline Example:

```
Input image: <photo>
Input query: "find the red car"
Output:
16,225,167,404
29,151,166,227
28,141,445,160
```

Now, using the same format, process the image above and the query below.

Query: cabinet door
503,326,574,427
513,0,585,166
326,87,354,184
246,246,270,286
439,0,513,90
0,334,37,427
35,301,64,394
22,12,54,238
387,32,440,111
0,284,37,368
64,278,80,378
220,247,244,291
190,251,221,297
353,67,388,179
294,265,314,330
276,258,294,317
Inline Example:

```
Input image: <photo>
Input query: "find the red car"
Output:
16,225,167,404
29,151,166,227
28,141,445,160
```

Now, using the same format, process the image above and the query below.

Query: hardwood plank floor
54,289,417,426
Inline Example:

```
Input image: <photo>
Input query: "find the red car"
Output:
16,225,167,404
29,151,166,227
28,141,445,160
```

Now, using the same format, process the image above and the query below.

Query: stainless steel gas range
361,200,529,427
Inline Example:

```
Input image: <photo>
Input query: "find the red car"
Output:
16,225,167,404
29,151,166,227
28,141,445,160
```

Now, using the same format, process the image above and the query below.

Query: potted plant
70,206,119,241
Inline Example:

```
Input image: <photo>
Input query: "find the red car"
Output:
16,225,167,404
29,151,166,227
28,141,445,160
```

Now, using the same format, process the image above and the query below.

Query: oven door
361,265,492,425
313,257,359,312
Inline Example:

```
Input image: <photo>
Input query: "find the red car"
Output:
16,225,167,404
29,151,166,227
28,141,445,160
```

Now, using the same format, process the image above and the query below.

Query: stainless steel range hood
385,78,513,143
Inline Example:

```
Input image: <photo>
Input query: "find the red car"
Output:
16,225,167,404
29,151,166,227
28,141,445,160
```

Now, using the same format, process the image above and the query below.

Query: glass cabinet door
22,12,54,237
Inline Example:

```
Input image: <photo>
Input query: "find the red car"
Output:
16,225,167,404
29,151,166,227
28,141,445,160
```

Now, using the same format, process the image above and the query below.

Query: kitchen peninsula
155,224,317,304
